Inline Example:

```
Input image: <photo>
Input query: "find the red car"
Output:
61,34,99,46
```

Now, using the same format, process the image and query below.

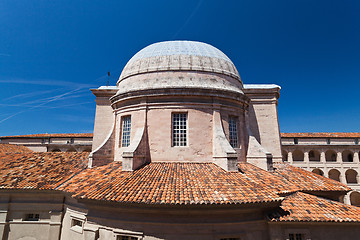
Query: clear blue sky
1,0,360,136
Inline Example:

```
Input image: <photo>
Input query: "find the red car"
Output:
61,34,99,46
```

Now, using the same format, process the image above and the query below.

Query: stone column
354,152,359,163
320,151,326,163
343,193,351,205
304,152,309,162
340,170,346,184
288,152,293,163
337,152,342,162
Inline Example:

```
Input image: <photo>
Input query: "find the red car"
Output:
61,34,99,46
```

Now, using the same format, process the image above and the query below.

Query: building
1,41,360,240
3,131,360,208
0,133,93,152
281,132,360,206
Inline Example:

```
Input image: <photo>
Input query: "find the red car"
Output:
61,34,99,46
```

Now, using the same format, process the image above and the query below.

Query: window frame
172,112,188,147
228,116,239,148
121,115,132,147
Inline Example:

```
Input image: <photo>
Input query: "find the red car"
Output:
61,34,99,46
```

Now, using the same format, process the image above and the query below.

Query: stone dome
116,41,243,95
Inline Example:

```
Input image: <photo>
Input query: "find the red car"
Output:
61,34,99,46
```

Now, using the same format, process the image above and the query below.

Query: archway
282,150,288,162
309,150,320,161
325,150,337,162
293,150,304,161
345,169,358,184
328,169,341,182
312,168,324,176
342,150,354,162
350,191,360,206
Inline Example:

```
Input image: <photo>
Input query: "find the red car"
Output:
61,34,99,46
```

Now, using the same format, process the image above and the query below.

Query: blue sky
0,0,360,135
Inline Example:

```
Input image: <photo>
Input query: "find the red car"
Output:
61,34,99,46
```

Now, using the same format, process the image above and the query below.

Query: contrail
0,88,85,124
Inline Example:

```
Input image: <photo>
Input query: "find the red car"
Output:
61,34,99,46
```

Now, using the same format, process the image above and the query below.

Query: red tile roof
0,152,88,189
281,132,360,138
273,163,350,193
59,162,283,205
0,133,93,139
0,144,32,155
269,192,360,222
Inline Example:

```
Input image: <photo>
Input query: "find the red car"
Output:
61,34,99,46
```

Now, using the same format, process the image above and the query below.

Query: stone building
0,133,93,152
281,132,360,206
0,41,360,240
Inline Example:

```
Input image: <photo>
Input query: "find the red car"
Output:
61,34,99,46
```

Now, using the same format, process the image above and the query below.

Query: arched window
346,169,358,184
325,150,337,162
350,191,360,206
312,168,324,176
342,150,354,162
309,150,320,161
293,150,304,161
282,150,288,162
328,169,341,182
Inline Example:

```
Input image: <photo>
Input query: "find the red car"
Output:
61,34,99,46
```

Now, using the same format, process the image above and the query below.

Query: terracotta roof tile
281,132,360,138
273,163,350,193
59,162,283,205
0,144,32,155
0,133,93,139
0,152,88,189
269,192,360,222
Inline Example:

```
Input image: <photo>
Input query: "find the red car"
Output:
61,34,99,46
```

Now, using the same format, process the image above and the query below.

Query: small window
289,233,304,240
72,219,82,227
25,213,39,221
327,138,331,144
70,218,84,233
355,138,359,145
70,138,74,144
117,236,138,240
121,116,131,147
294,138,298,144
229,116,238,148
172,113,187,147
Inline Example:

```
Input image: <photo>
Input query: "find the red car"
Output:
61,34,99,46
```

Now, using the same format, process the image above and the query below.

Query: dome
118,41,241,83
115,41,243,95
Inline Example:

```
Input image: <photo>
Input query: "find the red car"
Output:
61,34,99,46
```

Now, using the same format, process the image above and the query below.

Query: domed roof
118,41,241,83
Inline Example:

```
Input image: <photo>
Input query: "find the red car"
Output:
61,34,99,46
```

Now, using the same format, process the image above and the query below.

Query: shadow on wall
247,104,261,143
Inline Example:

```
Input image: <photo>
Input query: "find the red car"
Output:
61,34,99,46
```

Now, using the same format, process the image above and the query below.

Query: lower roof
269,192,360,223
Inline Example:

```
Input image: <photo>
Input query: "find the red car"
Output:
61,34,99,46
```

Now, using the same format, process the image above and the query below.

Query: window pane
121,116,131,147
172,113,187,146
229,117,238,148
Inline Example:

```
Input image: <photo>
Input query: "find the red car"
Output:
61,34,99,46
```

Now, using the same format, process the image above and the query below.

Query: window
72,219,82,227
229,116,238,148
172,113,187,146
289,233,304,240
327,138,331,144
294,138,298,144
355,138,359,145
24,213,39,221
117,236,138,240
121,116,131,147
70,218,84,233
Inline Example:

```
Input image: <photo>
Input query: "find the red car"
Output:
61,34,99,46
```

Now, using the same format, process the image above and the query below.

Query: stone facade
281,133,360,206
0,133,92,152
